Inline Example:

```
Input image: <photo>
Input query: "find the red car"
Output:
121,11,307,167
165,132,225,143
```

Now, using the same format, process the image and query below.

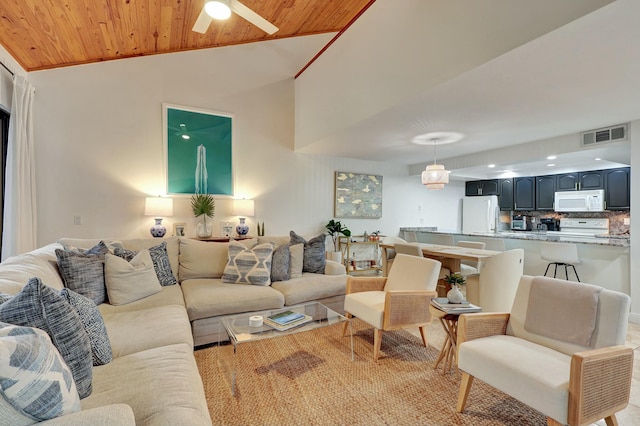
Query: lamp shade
232,199,254,217
421,164,449,190
145,197,174,217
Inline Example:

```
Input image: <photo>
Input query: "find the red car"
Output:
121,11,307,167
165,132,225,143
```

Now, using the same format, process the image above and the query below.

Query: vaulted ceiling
0,0,373,71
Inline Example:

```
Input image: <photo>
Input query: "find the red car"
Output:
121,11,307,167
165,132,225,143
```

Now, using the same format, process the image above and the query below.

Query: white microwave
554,189,605,212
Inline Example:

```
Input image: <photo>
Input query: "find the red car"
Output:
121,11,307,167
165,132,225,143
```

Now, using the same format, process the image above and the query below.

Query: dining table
379,243,502,294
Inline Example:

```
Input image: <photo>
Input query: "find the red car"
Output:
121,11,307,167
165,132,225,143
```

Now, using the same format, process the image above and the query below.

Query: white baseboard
629,312,640,325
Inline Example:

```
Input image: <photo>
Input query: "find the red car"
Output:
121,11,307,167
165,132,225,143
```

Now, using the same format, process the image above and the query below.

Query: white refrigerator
462,195,499,234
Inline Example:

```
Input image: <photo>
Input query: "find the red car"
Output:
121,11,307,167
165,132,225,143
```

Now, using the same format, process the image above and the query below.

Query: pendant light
421,138,449,190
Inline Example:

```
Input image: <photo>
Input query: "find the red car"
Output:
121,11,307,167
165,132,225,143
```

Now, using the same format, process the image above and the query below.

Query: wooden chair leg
418,326,428,347
373,329,383,361
342,312,352,337
456,372,474,412
604,415,618,426
546,418,563,426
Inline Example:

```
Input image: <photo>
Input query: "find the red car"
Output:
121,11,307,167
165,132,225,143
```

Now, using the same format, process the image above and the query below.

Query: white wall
26,38,464,245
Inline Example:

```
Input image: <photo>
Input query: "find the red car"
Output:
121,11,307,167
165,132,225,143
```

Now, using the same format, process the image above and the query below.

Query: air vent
581,123,628,146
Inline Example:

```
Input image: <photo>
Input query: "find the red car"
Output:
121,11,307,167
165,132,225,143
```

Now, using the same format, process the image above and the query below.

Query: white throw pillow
105,250,162,305
289,243,304,279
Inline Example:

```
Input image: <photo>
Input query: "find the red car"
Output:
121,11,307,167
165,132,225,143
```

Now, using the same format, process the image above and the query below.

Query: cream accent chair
465,249,524,312
456,241,486,276
343,254,441,361
457,275,633,426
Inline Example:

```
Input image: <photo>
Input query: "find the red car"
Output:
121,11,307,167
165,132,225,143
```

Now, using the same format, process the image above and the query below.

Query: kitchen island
398,227,630,295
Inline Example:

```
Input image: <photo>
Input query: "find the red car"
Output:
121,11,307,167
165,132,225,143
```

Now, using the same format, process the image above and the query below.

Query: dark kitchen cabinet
465,179,499,196
536,175,556,210
604,167,630,210
556,171,603,191
499,179,514,210
514,177,535,210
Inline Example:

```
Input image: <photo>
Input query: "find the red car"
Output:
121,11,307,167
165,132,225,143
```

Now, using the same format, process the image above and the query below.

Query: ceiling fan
192,0,279,35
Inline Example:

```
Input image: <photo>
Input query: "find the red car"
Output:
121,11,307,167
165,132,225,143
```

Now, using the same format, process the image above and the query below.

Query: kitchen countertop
399,227,630,248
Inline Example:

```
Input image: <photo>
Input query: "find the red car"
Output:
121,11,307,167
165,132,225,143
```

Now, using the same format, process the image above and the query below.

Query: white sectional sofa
0,234,347,424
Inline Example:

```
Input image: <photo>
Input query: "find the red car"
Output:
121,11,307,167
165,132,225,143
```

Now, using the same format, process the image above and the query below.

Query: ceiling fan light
422,164,449,190
205,1,232,20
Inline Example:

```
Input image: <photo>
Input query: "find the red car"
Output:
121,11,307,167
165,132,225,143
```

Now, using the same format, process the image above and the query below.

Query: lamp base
150,218,166,238
236,217,249,238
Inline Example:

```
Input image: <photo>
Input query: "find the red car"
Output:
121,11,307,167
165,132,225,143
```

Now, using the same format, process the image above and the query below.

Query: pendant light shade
420,137,450,190
422,164,449,190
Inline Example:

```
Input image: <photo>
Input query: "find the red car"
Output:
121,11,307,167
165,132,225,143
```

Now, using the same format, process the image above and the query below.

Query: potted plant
369,230,381,241
325,219,351,262
444,272,466,304
191,194,215,238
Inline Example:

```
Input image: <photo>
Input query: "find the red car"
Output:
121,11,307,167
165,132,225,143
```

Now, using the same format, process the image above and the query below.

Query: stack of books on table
431,297,482,314
264,310,313,331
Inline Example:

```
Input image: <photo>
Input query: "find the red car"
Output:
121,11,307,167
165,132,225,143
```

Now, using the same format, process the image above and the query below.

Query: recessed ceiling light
547,163,555,167
594,157,602,161
547,155,557,160
488,164,496,168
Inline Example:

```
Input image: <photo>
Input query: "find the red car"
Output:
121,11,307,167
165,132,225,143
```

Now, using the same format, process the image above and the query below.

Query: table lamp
145,197,173,238
232,199,254,238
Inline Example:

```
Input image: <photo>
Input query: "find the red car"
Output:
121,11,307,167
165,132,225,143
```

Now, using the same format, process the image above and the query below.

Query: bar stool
540,242,581,282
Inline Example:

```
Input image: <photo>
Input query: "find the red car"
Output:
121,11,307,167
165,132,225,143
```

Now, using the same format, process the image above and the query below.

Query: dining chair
380,236,407,276
403,231,418,242
456,241,486,276
343,254,442,361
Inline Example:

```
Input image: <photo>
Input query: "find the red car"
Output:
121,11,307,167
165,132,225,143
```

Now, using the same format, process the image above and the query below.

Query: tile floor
411,319,640,425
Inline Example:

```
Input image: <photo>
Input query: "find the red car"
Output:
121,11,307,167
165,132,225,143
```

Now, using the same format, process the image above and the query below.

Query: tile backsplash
511,210,630,235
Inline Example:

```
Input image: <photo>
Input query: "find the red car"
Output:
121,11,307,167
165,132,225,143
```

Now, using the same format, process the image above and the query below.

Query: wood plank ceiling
0,0,374,72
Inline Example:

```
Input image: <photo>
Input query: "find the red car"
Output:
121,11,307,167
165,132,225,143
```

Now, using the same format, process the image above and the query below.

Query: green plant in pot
444,272,466,304
325,220,351,264
191,194,215,238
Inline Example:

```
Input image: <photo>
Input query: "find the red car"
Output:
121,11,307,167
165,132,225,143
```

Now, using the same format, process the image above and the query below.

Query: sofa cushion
271,273,348,306
182,279,284,321
60,288,112,366
105,251,162,305
115,242,177,286
458,334,571,425
80,343,211,426
0,323,81,423
39,404,135,425
270,244,290,282
100,305,193,358
0,278,93,399
222,242,274,286
0,243,65,293
289,231,326,274
56,242,110,304
98,285,185,316
179,239,227,281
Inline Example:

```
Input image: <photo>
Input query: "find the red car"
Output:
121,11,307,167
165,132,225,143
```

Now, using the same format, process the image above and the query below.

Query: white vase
327,251,342,263
447,285,464,304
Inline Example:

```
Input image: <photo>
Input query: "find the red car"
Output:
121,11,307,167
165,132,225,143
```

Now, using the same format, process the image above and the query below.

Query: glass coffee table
219,301,353,396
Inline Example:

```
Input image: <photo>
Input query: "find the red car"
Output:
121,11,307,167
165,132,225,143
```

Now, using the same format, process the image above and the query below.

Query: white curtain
1,76,36,260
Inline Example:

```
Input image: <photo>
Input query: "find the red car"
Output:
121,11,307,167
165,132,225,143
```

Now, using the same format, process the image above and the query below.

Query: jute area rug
195,319,546,425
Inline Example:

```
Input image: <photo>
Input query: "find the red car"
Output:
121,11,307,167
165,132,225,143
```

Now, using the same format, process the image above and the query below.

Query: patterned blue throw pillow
60,288,112,366
56,241,110,304
270,244,290,282
114,241,177,286
222,242,274,286
289,231,326,274
0,277,93,399
0,322,81,423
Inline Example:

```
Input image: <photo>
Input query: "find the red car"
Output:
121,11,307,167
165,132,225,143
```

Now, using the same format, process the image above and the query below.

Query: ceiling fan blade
229,0,279,35
192,8,213,33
